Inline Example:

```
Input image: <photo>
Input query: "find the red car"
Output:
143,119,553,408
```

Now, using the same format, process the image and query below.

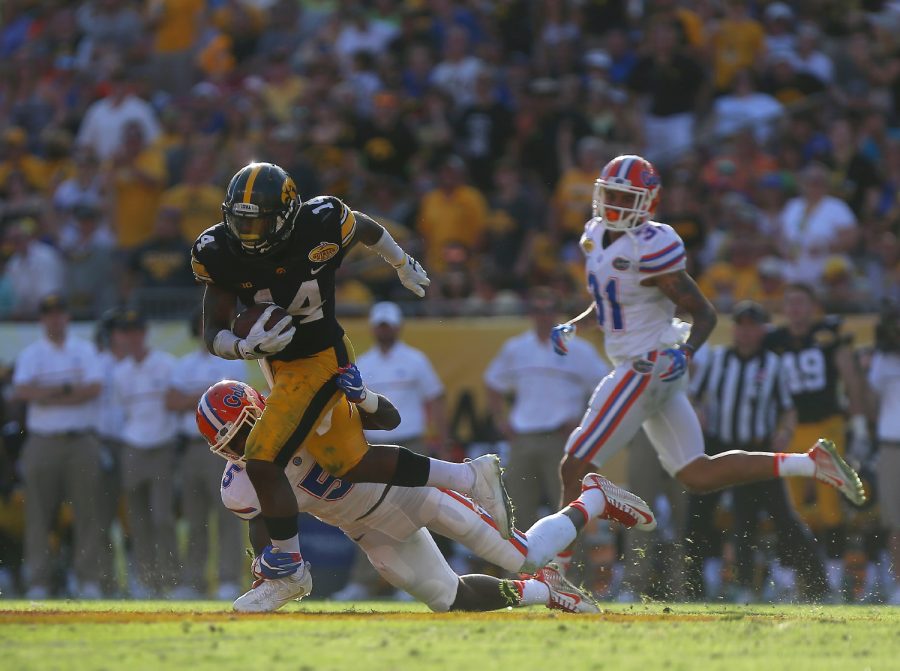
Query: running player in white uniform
549,154,865,570
197,368,656,613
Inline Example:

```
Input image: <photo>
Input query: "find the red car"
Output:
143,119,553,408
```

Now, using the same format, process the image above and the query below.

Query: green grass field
1,600,898,671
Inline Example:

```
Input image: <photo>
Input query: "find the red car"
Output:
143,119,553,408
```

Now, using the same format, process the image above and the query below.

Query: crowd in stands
0,0,897,319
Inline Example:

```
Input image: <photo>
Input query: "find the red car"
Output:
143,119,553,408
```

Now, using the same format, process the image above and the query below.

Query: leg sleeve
355,527,459,612
423,489,528,573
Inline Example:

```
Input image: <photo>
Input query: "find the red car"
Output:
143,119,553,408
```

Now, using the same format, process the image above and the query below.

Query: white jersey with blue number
580,218,690,365
220,447,387,530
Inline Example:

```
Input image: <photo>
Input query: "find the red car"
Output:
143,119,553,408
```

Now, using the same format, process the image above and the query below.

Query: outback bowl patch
613,257,631,271
309,242,339,263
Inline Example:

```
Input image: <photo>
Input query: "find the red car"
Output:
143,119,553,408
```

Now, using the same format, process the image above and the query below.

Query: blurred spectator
711,70,784,144
107,120,168,249
454,70,512,191
750,255,787,314
159,151,222,242
53,148,105,216
59,199,118,320
760,52,826,106
75,0,145,70
76,69,161,162
0,127,47,193
13,294,104,598
778,162,858,284
112,310,179,597
550,136,603,244
486,161,540,286
145,0,205,96
790,23,833,85
485,287,607,527
355,92,419,182
417,155,488,273
167,310,246,600
210,0,266,64
124,206,196,305
334,7,398,72
627,19,706,164
701,130,778,195
431,25,484,109
710,0,766,93
259,48,306,124
0,171,46,230
820,255,869,313
869,303,900,604
601,29,638,86
823,116,880,217
3,219,64,320
762,2,796,58
357,302,448,455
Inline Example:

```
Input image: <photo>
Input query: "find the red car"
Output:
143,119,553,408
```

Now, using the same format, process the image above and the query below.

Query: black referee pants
684,442,828,601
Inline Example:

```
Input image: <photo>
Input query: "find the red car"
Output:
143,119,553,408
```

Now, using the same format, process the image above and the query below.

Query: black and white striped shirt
690,347,793,446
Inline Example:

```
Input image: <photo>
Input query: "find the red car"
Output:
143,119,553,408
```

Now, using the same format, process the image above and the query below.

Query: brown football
231,303,292,338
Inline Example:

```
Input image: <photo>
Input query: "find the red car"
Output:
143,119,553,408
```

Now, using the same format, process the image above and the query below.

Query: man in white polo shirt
486,288,609,527
167,309,247,600
13,294,104,599
356,302,448,455
112,309,179,597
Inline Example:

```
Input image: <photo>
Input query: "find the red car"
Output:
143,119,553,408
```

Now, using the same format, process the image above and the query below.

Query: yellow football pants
784,415,846,530
244,336,369,475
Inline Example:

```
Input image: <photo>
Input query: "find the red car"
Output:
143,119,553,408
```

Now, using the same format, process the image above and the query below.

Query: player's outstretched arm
647,270,718,352
353,211,430,297
336,363,401,429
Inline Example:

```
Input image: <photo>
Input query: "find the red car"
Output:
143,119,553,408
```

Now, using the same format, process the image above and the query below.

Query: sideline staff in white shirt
356,302,447,454
167,310,247,600
13,294,104,598
869,307,900,604
485,288,609,527
112,310,179,597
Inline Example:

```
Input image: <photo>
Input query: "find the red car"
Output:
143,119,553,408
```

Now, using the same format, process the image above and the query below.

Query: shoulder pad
637,223,686,275
300,195,357,247
191,224,229,284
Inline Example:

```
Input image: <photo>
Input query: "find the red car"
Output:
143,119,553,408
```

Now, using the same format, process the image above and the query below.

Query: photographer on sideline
869,302,900,604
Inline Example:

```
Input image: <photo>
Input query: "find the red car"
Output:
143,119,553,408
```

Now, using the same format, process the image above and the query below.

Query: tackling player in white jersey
196,367,656,614
550,154,865,570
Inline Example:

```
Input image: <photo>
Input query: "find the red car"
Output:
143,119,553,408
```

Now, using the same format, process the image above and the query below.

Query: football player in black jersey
191,162,513,577
764,282,871,594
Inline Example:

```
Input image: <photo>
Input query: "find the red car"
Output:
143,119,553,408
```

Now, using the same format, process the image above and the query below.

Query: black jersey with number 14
190,195,357,361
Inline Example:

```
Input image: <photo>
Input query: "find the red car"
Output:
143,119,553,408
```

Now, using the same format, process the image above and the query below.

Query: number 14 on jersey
588,274,624,331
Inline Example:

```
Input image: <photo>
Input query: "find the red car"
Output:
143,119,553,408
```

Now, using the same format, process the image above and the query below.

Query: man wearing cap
111,310,180,597
13,294,105,598
166,309,247,600
356,302,448,457
686,301,827,602
485,288,609,528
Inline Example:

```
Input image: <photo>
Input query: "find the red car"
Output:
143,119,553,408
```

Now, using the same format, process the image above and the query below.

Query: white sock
513,578,550,606
574,487,608,519
826,559,843,593
273,533,301,555
522,513,578,572
775,453,816,477
426,460,476,493
553,551,574,575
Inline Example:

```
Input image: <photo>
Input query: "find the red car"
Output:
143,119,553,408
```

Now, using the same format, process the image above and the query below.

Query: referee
684,301,827,602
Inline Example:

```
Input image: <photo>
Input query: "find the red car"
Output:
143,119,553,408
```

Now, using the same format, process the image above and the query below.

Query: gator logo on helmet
641,169,661,187
612,257,631,271
281,177,298,205
308,241,339,263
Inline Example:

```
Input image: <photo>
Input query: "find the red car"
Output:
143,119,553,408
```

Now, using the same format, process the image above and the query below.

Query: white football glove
395,254,430,297
237,305,296,360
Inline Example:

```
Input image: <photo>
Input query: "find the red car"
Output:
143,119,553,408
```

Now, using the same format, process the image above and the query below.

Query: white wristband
850,414,868,440
366,228,406,268
213,329,243,360
358,390,379,414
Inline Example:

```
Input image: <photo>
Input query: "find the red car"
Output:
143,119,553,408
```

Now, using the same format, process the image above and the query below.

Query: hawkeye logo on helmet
308,241,339,263
232,202,259,214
